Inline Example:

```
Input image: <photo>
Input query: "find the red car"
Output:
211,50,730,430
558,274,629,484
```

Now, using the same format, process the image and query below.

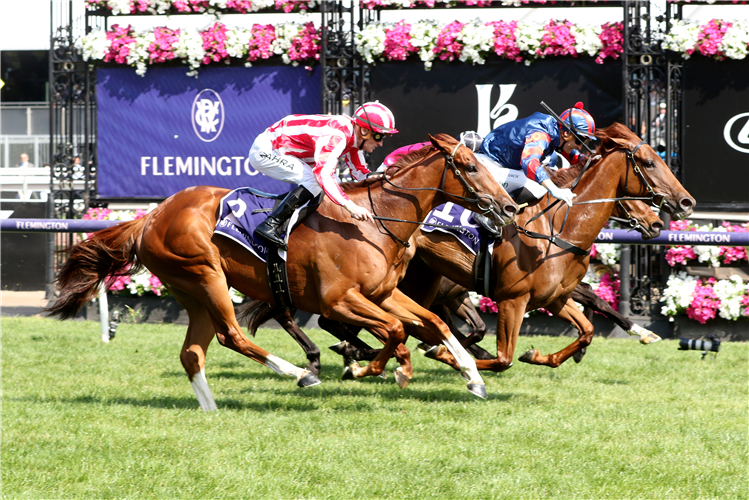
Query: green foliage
1,317,747,499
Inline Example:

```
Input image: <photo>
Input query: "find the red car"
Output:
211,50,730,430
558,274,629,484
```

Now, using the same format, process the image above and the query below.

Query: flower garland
665,19,749,61
661,272,749,324
356,19,624,69
665,219,749,268
82,208,245,302
80,21,321,75
85,0,317,15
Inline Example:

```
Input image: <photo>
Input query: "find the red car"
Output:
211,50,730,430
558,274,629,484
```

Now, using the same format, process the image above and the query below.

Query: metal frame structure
619,0,685,318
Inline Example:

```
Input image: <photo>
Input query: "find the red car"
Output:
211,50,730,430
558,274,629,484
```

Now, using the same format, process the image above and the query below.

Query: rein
367,144,499,248
516,140,662,255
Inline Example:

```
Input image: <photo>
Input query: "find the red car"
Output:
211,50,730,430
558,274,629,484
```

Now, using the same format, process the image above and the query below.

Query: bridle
516,140,667,255
608,200,648,232
367,140,502,247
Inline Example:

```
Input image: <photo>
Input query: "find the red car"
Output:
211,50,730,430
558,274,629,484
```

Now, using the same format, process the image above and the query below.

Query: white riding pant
474,153,548,199
248,130,323,197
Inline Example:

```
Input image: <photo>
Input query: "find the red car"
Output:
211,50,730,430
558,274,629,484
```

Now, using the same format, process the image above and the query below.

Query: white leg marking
266,354,306,380
191,369,217,411
443,334,484,385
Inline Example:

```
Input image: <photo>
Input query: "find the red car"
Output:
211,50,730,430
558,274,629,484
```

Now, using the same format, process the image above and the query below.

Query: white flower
108,0,132,16
713,275,749,321
468,291,481,308
226,27,250,59
660,271,699,317
595,243,621,266
355,23,387,64
458,21,494,65
273,23,304,66
664,21,700,57
410,20,439,69
229,287,245,304
723,21,749,60
174,28,205,74
515,23,543,58
127,31,152,77
80,31,109,62
571,24,602,57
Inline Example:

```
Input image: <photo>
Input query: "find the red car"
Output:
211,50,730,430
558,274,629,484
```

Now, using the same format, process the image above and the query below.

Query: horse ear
428,133,456,154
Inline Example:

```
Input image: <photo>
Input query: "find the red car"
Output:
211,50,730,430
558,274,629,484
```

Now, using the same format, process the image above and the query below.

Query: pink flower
383,21,417,61
594,270,621,311
692,19,733,60
148,274,164,296
130,0,150,13
200,22,230,65
665,246,697,266
148,27,180,63
104,24,135,64
275,0,311,13
478,296,498,314
247,24,276,62
83,207,113,221
226,0,254,13
740,293,749,318
487,20,522,62
433,21,465,62
686,280,720,324
596,22,623,64
287,22,321,63
538,20,577,58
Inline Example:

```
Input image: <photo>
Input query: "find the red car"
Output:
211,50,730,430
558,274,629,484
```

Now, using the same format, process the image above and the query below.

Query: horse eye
465,163,477,173
645,159,655,168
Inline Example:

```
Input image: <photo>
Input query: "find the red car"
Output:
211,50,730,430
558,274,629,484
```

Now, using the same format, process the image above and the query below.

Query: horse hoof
573,347,586,364
341,361,361,381
423,345,440,360
467,383,487,400
640,332,662,344
395,367,410,389
416,342,430,353
518,349,538,364
329,341,349,355
297,371,321,388
378,371,387,380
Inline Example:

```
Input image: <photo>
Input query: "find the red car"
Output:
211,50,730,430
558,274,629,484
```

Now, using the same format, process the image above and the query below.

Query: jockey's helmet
353,102,399,135
459,131,483,152
559,102,596,140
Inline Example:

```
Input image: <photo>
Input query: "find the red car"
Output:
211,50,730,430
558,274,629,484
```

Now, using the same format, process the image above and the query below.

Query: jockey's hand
344,201,375,223
546,184,576,206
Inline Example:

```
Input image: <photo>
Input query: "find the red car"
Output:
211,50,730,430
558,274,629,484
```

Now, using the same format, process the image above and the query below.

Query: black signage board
683,58,749,212
369,57,624,167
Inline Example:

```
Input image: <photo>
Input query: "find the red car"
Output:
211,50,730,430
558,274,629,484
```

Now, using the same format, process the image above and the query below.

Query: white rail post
98,285,110,343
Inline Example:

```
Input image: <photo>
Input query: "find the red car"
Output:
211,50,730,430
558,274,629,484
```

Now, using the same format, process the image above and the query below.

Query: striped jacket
267,114,370,206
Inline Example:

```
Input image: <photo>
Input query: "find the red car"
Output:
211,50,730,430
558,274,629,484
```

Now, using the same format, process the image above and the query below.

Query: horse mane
548,161,585,189
339,140,438,191
594,122,640,156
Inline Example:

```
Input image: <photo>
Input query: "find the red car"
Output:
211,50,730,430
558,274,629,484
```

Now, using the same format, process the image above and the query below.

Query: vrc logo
192,89,224,142
724,112,749,154
475,84,518,137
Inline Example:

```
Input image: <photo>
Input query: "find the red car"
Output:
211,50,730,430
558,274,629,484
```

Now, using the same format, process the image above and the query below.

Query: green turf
1,316,746,499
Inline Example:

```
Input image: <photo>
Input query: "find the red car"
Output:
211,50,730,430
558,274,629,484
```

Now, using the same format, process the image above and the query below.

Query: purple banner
4,219,748,248
97,66,321,199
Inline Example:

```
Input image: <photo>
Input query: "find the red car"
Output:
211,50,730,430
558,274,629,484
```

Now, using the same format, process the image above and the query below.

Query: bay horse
45,134,518,410
245,196,664,374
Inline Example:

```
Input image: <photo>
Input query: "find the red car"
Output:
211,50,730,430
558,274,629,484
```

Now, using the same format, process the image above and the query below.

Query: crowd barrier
2,218,749,246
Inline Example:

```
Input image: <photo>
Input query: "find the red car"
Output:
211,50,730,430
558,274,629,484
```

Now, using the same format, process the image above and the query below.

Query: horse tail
44,217,147,320
236,298,285,337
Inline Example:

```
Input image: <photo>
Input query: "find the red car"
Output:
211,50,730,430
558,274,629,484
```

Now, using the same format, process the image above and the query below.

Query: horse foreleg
381,288,486,399
474,296,529,373
571,283,661,344
317,316,381,362
519,297,594,368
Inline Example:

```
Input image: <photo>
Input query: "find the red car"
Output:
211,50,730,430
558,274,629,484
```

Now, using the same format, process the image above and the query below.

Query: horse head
596,123,695,220
428,133,517,227
612,199,664,240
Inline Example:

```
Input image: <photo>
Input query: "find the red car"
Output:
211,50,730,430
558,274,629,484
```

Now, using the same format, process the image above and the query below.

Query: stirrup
255,220,287,249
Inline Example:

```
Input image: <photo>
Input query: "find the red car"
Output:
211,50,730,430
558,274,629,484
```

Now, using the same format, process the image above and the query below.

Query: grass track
1,316,747,499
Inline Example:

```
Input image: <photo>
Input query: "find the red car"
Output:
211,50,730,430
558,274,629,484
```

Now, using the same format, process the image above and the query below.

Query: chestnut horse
408,123,693,372
246,196,664,374
45,134,517,410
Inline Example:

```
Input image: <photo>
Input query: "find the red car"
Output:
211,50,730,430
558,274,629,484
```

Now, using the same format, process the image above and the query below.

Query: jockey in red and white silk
248,102,397,249
264,114,370,206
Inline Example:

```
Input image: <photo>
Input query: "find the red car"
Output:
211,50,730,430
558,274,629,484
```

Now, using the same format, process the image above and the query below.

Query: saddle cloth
422,202,494,256
214,188,304,263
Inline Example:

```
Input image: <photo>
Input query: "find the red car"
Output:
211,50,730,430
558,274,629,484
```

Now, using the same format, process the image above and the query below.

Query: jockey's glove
546,184,576,206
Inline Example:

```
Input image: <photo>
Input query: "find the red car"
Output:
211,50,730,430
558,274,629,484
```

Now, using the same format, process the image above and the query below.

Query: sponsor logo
724,112,749,154
192,89,225,143
475,84,518,137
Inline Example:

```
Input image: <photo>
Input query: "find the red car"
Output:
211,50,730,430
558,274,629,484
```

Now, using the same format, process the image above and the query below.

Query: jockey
478,102,597,206
248,102,398,249
377,131,482,172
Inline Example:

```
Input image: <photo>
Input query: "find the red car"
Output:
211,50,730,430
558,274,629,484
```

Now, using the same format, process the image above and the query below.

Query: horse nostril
652,221,664,231
680,197,695,209
504,203,518,215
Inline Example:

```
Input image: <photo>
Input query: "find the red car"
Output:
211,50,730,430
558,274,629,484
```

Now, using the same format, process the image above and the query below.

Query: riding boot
254,185,314,250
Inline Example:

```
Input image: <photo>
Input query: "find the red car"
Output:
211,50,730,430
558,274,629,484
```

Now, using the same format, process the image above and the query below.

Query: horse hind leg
519,297,595,368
